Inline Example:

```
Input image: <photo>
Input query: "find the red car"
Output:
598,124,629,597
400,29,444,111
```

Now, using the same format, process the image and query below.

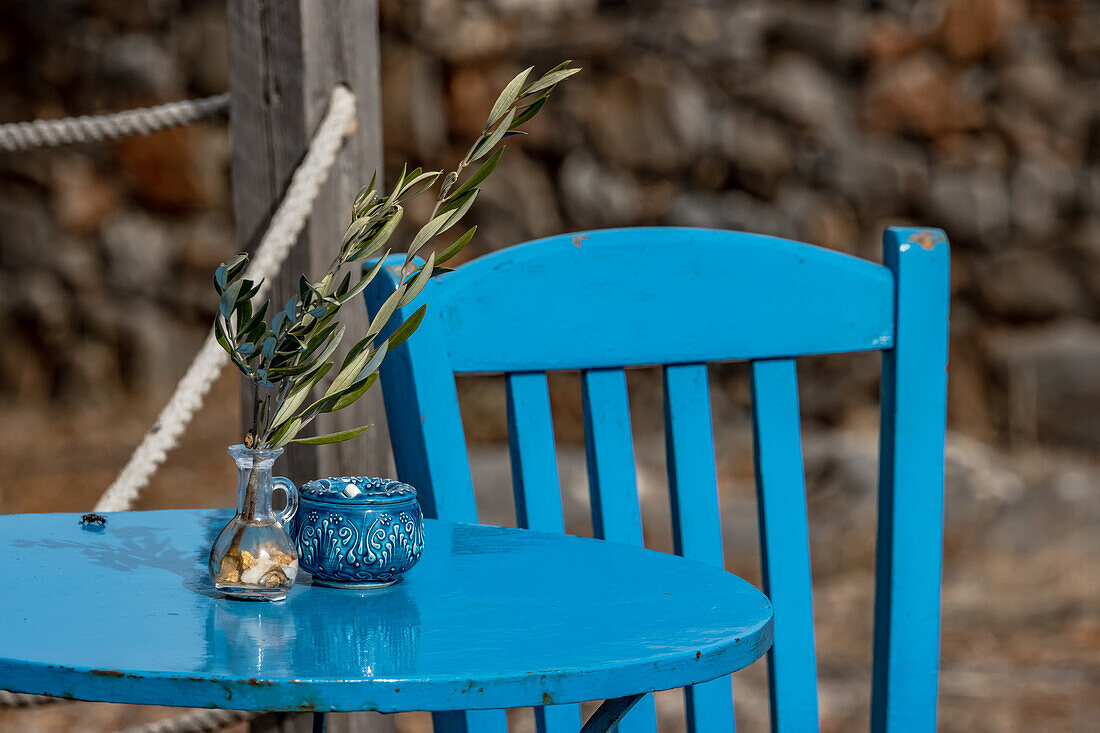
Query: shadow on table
12,513,229,599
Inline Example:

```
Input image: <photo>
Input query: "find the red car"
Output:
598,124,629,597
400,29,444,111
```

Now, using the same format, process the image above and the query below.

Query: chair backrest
365,226,950,733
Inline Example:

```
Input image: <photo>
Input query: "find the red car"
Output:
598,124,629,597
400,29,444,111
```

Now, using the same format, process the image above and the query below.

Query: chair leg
579,694,645,733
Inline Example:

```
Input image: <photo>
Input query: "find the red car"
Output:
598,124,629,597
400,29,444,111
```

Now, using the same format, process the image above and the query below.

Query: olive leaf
470,109,515,162
448,150,502,201
487,67,532,128
290,425,372,445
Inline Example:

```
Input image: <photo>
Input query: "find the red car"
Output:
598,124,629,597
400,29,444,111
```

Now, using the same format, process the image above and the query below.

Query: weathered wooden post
227,2,395,732
227,0,395,484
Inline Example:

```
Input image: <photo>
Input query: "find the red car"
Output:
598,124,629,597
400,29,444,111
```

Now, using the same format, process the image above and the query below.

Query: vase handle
272,476,299,525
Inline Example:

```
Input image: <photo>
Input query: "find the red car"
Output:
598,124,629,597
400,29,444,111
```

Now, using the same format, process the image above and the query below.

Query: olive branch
212,62,579,450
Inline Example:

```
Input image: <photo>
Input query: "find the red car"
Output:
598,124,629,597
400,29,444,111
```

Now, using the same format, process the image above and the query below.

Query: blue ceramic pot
291,477,424,589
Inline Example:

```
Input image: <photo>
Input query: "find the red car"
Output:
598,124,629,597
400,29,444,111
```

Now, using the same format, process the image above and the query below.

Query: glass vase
209,445,300,601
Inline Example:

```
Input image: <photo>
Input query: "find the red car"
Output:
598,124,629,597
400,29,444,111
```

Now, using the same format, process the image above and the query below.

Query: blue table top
0,510,773,712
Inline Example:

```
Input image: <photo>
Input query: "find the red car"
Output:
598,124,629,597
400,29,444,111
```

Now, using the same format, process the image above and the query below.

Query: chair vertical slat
368,259,506,733
663,363,735,732
505,371,581,733
580,367,656,733
872,228,950,733
506,371,567,533
663,363,725,566
581,368,644,545
750,358,820,733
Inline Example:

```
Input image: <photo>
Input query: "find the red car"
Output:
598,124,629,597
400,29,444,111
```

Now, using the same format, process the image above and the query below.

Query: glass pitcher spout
209,444,300,601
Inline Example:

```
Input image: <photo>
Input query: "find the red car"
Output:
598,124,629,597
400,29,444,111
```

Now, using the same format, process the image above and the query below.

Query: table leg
578,694,645,733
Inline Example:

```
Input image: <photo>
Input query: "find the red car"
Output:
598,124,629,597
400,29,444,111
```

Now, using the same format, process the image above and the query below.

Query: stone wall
0,0,231,403
1,0,1098,451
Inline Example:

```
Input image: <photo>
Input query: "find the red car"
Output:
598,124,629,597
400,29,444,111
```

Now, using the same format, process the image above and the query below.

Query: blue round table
0,509,772,721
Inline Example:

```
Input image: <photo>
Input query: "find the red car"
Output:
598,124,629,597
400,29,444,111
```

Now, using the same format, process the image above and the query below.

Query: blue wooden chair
365,226,949,733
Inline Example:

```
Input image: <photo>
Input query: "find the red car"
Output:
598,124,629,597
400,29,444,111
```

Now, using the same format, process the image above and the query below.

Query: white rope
119,709,258,733
0,690,259,732
0,95,229,152
0,691,57,707
0,690,257,732
94,85,357,513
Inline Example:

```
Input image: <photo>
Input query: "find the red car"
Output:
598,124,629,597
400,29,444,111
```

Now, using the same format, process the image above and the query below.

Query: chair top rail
432,227,896,373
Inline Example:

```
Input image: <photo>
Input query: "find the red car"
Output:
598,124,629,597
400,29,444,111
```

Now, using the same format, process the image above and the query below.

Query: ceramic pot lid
300,476,417,505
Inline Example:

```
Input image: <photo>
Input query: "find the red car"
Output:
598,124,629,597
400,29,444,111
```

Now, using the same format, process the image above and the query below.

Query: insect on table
79,513,107,530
